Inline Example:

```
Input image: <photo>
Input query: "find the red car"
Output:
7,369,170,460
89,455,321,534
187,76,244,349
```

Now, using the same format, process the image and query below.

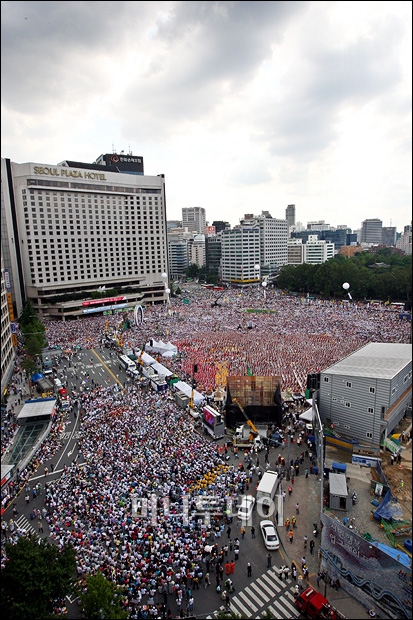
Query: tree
18,300,37,327
1,536,76,620
80,572,128,620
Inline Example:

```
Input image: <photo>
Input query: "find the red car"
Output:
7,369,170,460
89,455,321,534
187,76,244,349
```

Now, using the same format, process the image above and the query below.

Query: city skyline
1,1,411,232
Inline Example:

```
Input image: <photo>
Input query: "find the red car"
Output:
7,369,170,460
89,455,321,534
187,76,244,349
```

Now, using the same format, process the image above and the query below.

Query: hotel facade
1,155,169,320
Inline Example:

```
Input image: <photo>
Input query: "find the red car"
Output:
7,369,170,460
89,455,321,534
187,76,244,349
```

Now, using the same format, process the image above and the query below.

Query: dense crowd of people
1,288,410,618
43,288,410,393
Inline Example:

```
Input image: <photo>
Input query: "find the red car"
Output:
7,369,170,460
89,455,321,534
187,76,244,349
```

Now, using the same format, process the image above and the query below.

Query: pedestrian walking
38,520,44,534
234,547,240,561
288,529,294,544
317,571,322,587
25,493,30,505
292,515,297,528
310,539,315,554
251,526,256,538
295,502,300,514
304,535,308,549
12,504,18,517
204,573,210,589
247,562,252,577
225,593,230,609
241,526,246,539
227,526,231,538
267,553,272,568
230,560,235,574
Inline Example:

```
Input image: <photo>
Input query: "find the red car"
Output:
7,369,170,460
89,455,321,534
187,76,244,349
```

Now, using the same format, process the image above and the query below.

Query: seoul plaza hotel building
1,153,169,320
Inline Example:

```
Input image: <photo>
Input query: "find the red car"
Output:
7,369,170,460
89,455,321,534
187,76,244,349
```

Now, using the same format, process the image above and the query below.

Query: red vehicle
58,388,71,410
294,587,346,620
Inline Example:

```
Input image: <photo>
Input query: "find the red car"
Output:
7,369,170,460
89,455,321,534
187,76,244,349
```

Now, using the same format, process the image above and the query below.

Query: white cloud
1,0,411,231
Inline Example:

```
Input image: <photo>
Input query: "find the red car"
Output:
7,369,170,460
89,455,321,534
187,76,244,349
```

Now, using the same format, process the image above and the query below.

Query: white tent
174,380,205,405
146,339,178,355
136,350,157,366
150,362,173,377
299,408,314,422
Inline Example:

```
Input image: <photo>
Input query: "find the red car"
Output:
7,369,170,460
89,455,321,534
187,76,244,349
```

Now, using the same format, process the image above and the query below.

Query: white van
54,378,62,389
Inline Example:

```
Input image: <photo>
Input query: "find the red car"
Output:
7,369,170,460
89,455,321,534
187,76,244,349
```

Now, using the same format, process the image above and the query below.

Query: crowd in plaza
42,288,410,393
1,288,410,618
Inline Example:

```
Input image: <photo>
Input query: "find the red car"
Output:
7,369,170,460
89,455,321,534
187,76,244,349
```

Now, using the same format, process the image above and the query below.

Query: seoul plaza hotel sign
33,166,107,181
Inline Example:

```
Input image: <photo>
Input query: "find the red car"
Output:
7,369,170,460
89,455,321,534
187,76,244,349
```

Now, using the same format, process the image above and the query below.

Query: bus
118,354,137,371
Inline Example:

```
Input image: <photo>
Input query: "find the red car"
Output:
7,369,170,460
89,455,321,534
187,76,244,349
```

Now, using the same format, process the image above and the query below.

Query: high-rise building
240,211,288,280
182,206,206,234
205,235,222,276
221,226,260,285
382,226,397,247
303,235,335,264
285,204,296,229
212,220,230,234
1,155,169,319
361,218,383,244
396,224,412,255
1,254,15,395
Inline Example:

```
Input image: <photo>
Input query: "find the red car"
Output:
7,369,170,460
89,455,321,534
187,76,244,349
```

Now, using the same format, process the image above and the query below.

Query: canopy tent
174,381,205,405
146,339,178,355
299,408,314,422
150,362,173,377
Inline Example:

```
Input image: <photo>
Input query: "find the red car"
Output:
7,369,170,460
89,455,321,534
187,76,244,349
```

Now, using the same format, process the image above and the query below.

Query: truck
36,377,55,397
232,398,266,451
256,470,279,511
294,587,346,620
202,405,225,439
233,426,265,451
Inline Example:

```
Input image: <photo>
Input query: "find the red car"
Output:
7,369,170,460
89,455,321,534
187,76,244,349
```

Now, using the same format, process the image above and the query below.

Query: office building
240,211,288,280
1,155,169,320
1,254,15,396
396,224,412,255
221,226,260,285
285,204,295,229
361,218,383,244
182,206,206,235
382,226,397,247
303,235,335,264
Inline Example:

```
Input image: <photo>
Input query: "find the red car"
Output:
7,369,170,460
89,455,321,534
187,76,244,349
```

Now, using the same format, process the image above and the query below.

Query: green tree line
276,249,412,301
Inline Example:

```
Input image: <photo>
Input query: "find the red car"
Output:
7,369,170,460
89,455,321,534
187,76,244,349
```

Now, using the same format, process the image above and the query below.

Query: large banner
320,512,411,619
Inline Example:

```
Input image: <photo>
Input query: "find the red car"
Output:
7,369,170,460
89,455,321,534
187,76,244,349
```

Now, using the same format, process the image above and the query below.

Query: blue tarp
373,488,404,522
373,541,411,567
31,373,44,383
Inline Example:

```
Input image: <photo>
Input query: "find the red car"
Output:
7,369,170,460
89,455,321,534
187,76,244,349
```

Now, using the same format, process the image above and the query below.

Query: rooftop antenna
128,144,132,155
112,143,115,153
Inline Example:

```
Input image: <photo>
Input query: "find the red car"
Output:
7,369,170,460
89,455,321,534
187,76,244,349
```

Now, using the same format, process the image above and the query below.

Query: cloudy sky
1,1,411,232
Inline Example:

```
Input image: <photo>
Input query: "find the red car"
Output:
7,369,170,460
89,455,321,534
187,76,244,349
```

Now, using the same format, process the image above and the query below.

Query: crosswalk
14,515,37,536
207,568,300,618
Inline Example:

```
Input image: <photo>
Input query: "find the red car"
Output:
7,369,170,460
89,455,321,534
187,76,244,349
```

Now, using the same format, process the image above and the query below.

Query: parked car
260,519,280,550
237,495,256,523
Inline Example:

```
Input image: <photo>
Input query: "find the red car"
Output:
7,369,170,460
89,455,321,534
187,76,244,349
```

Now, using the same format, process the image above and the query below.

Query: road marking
250,580,271,602
255,575,277,597
238,589,258,612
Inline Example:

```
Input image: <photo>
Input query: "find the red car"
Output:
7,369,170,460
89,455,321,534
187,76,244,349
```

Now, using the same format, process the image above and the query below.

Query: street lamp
161,272,170,305
262,279,267,301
